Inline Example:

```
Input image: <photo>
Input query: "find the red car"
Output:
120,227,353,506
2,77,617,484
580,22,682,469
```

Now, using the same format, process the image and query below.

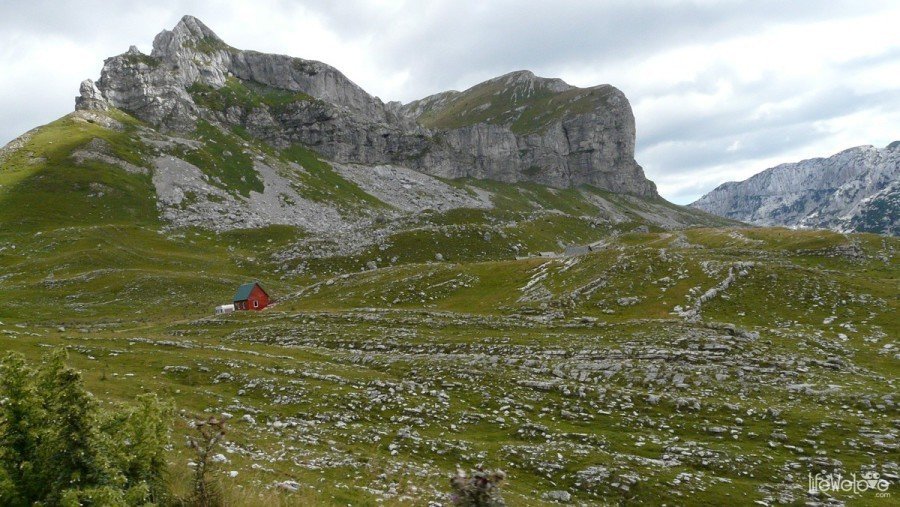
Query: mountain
691,143,900,235
77,15,657,196
3,14,730,243
1,16,734,268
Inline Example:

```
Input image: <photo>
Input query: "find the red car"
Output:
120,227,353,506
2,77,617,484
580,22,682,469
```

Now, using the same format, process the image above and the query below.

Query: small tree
0,353,43,505
38,350,110,502
101,393,173,503
0,349,172,506
449,467,507,507
188,416,227,507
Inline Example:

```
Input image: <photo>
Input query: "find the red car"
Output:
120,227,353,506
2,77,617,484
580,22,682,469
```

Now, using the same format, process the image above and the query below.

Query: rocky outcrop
402,71,655,195
691,143,900,235
79,15,658,197
74,79,108,111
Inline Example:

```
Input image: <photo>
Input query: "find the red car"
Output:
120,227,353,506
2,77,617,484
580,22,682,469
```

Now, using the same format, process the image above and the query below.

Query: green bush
449,468,507,506
0,349,172,506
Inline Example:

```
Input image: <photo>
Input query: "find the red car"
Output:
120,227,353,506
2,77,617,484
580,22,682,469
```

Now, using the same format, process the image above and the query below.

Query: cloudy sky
2,0,899,203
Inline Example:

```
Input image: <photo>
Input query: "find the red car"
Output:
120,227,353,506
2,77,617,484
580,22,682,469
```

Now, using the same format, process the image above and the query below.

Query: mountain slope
0,105,734,270
0,15,733,253
691,143,900,235
78,15,656,196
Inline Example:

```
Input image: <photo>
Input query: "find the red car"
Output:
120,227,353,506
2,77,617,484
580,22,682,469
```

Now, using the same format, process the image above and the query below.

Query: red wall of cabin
246,284,270,310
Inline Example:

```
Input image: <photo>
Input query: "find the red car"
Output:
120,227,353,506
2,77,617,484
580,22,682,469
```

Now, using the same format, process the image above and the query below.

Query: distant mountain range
691,143,900,235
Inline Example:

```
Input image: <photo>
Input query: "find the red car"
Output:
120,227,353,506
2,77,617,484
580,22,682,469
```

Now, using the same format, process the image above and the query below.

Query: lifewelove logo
808,471,892,497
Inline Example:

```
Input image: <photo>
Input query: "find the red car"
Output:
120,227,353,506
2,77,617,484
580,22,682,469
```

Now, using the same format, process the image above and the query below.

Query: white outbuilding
215,304,235,315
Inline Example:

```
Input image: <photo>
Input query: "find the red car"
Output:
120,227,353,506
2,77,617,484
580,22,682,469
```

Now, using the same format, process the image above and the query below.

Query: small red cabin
233,281,270,311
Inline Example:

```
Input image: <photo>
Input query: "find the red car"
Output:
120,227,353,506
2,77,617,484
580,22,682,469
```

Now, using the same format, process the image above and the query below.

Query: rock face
691,144,900,235
80,15,657,197
74,79,108,111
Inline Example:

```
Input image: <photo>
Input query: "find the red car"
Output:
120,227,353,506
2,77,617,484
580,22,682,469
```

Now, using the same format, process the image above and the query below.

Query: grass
281,144,389,209
123,52,161,68
185,36,233,55
174,120,264,197
0,113,155,231
416,74,622,135
188,77,314,115
0,110,896,505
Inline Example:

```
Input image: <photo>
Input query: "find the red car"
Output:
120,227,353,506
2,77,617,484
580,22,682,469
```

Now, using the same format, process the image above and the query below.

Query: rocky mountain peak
489,70,572,94
152,15,225,60
691,144,899,235
76,16,659,197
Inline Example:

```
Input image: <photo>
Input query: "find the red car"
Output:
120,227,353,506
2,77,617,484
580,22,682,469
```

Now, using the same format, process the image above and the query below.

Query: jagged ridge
691,143,900,235
76,15,657,197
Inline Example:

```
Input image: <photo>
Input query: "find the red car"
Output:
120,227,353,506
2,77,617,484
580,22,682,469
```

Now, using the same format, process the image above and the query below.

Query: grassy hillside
0,110,896,505
413,73,623,135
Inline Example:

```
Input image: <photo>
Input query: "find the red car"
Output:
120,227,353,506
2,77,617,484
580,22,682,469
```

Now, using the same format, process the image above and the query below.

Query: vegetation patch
188,77,314,115
186,36,233,55
123,53,161,68
175,120,263,197
281,144,388,208
417,77,619,135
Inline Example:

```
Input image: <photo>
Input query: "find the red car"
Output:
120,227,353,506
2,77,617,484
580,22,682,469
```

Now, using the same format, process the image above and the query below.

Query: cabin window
253,300,259,308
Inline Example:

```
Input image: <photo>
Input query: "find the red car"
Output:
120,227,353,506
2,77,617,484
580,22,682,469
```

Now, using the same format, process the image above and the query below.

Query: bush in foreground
449,467,507,506
0,349,172,506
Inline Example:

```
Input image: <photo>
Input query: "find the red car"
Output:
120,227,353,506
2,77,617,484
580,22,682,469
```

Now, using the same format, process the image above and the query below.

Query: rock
275,480,300,492
543,490,572,502
435,253,444,261
575,465,610,486
74,79,108,111
616,296,640,306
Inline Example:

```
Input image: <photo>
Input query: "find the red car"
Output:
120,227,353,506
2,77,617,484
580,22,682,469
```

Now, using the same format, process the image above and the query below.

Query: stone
543,490,572,502
75,79,108,111
275,480,300,492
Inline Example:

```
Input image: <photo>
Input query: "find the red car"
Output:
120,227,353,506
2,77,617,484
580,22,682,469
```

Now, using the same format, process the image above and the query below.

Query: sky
1,0,899,203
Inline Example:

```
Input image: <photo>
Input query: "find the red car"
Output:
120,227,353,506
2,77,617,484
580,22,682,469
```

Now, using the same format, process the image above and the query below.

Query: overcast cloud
2,0,898,203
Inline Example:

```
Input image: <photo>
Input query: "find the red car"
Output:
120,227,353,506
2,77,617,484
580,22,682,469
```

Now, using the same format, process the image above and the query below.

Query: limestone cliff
78,15,657,197
691,143,900,235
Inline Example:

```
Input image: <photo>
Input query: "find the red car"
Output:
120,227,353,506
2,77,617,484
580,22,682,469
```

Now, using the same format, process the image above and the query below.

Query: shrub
187,416,227,507
449,467,507,506
0,349,172,506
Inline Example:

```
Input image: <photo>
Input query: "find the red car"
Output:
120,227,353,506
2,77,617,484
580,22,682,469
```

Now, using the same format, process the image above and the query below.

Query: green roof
233,281,265,302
